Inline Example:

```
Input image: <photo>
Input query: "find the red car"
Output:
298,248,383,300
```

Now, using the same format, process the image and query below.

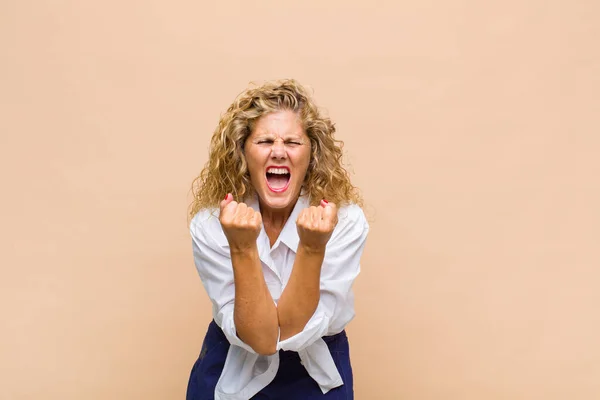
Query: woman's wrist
298,241,327,256
229,244,259,259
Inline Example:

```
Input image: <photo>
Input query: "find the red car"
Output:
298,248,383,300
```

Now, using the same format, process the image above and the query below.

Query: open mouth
265,166,291,193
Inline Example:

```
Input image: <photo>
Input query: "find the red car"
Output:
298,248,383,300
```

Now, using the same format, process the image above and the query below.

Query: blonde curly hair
188,79,362,220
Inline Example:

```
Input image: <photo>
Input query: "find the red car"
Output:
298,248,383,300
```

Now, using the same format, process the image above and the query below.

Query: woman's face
244,110,311,214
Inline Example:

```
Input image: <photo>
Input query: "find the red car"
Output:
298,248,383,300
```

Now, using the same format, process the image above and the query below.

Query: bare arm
277,200,338,341
277,244,325,341
220,194,278,355
231,247,278,355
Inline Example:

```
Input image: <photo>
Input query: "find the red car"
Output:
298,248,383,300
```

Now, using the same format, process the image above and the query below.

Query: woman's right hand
219,193,262,254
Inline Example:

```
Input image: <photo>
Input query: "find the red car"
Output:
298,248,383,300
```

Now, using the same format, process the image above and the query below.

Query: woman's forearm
231,247,279,355
276,244,325,341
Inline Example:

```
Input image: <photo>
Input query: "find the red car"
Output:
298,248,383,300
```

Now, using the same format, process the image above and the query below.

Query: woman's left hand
296,200,338,253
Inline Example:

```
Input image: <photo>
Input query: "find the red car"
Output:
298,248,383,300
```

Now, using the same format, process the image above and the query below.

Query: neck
259,199,297,231
260,207,293,230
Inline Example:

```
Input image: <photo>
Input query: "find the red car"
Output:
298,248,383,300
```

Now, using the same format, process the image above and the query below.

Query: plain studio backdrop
1,1,599,399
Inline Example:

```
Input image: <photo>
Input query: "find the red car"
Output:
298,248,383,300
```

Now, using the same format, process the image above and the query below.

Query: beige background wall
1,1,599,399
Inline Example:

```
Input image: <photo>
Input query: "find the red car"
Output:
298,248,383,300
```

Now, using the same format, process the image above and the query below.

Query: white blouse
190,194,369,400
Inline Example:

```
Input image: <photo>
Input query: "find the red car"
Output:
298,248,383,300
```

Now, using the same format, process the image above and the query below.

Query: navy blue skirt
186,320,354,399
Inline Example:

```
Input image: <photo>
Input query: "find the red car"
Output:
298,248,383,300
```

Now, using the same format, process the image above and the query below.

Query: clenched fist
219,193,263,253
296,199,338,253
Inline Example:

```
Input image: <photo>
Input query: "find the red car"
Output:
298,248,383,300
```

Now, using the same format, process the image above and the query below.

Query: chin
258,188,299,210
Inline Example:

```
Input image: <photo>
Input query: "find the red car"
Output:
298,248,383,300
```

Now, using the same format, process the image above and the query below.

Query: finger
234,202,248,222
220,193,233,214
245,206,255,225
322,202,338,225
321,201,337,212
314,206,324,226
308,206,319,227
296,209,307,227
252,210,262,227
220,202,238,223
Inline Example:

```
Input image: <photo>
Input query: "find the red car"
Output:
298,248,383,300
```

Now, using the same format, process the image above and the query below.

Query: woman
186,79,369,400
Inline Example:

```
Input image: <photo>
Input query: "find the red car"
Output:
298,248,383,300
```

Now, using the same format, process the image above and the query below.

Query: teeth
267,168,289,175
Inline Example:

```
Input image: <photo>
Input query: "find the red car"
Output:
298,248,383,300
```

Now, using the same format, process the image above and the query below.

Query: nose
270,139,287,159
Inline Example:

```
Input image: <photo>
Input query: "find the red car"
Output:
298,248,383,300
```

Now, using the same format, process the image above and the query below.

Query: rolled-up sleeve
190,213,257,354
277,205,369,352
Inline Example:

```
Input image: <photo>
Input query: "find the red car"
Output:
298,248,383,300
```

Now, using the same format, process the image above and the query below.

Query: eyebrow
252,133,305,140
